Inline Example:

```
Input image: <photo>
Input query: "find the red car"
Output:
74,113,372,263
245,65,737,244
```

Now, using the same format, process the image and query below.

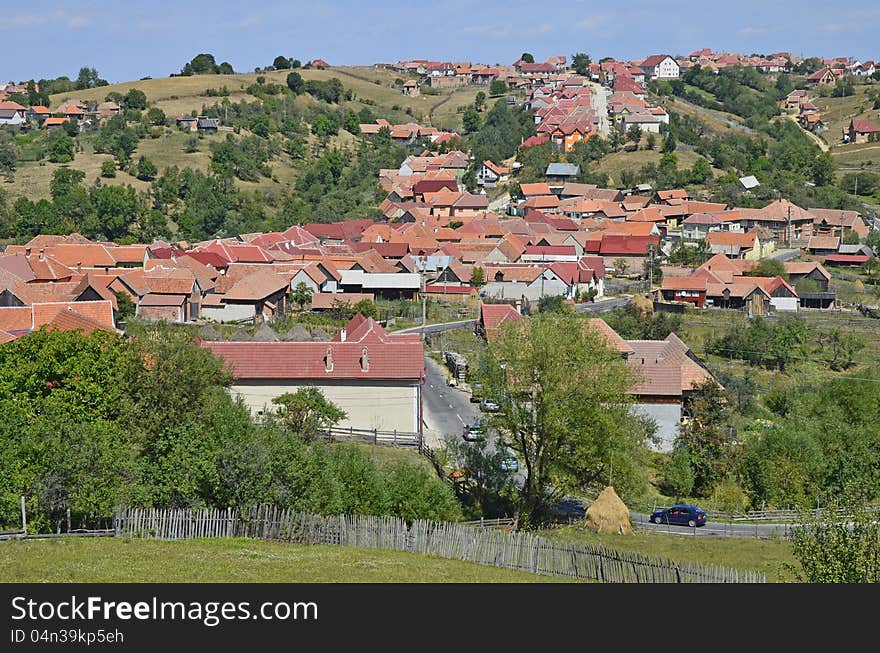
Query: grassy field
656,93,752,136
9,66,489,200
349,442,435,472
542,525,797,582
0,537,571,583
49,66,483,133
810,83,875,150
832,142,880,168
591,147,704,186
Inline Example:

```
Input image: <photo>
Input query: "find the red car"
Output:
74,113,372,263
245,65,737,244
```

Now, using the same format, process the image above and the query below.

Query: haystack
198,324,222,341
584,486,633,534
310,327,331,342
251,323,278,342
282,325,312,341
231,327,252,341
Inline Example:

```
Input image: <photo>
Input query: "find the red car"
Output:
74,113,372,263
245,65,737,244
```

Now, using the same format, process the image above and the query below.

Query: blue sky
1,1,878,83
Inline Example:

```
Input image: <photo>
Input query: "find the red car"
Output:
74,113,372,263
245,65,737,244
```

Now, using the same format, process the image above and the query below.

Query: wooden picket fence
113,507,764,583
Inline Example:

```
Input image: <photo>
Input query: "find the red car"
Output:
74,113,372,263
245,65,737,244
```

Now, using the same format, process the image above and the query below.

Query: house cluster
656,253,835,315
476,303,716,450
377,55,568,90
359,118,460,146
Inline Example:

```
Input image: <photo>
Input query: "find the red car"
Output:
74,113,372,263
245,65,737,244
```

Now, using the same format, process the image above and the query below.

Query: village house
805,67,836,87
202,314,425,434
476,160,509,187
545,163,580,188
640,55,680,79
475,302,522,342
845,118,879,144
0,101,27,126
402,79,420,96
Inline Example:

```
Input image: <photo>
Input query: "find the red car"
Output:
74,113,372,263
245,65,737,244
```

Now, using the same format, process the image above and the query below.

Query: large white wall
231,379,421,433
630,402,682,452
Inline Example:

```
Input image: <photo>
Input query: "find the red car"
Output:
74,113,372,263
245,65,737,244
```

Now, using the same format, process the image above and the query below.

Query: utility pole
787,202,792,247
420,255,427,341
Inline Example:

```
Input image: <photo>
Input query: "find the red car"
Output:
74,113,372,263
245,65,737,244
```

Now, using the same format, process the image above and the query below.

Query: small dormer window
360,347,370,372
324,347,334,373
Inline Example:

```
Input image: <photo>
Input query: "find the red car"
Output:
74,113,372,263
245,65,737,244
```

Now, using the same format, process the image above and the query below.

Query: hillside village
1,48,879,441
2,39,880,585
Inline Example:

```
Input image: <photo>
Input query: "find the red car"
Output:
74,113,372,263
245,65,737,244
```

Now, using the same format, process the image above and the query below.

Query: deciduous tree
476,314,653,526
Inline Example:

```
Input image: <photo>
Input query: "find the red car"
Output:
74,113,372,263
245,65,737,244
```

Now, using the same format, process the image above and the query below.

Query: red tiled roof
850,119,879,134
599,235,659,255
479,303,522,340
31,300,115,330
202,315,424,380
824,254,870,264
0,307,33,332
41,306,118,336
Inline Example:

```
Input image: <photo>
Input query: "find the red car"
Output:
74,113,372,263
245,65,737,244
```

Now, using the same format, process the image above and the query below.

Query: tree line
0,324,459,533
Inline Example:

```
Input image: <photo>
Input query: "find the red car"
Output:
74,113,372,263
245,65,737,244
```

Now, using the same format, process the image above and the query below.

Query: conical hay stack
584,486,633,534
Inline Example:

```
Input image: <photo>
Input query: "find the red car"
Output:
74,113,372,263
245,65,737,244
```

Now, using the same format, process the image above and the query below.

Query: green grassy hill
49,66,477,132
3,67,483,201
0,537,571,583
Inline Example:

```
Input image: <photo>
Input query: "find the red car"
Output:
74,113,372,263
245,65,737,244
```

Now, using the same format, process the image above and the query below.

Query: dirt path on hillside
783,114,830,152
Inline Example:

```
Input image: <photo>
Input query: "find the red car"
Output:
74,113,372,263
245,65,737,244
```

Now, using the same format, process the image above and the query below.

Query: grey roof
739,175,760,189
839,244,873,256
339,270,421,290
412,255,453,272
546,163,581,177
197,117,220,128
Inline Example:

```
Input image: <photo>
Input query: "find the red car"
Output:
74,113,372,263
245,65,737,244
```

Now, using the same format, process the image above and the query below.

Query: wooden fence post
20,496,26,535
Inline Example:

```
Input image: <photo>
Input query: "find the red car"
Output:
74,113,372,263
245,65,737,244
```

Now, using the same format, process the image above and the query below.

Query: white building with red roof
202,314,425,434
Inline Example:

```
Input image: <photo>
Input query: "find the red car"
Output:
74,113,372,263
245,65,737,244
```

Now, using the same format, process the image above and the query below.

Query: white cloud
231,15,261,29
67,16,91,29
738,26,767,36
0,10,91,30
576,14,606,31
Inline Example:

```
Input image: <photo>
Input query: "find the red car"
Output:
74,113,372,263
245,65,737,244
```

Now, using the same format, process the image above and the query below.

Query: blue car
651,504,707,527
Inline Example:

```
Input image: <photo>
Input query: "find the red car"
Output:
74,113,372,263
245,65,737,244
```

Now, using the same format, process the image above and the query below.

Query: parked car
480,398,499,412
499,450,518,472
650,504,707,527
462,423,485,442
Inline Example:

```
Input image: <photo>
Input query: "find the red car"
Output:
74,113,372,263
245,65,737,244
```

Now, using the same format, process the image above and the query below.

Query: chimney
77,261,81,272
340,328,347,342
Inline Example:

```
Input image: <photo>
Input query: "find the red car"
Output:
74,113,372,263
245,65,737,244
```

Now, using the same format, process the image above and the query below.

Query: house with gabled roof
476,302,522,341
846,118,879,144
806,67,836,87
640,54,680,79
477,160,509,187
202,313,424,434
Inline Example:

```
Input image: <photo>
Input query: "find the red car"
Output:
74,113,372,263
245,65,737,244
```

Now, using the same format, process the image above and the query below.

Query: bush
787,508,880,582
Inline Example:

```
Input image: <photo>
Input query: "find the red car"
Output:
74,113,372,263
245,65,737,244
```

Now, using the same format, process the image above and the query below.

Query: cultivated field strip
114,507,764,583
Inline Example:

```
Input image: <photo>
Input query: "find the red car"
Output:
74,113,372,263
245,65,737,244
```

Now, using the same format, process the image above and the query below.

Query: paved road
422,356,526,483
590,83,610,136
576,296,632,313
555,498,794,539
422,355,480,448
396,319,476,336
